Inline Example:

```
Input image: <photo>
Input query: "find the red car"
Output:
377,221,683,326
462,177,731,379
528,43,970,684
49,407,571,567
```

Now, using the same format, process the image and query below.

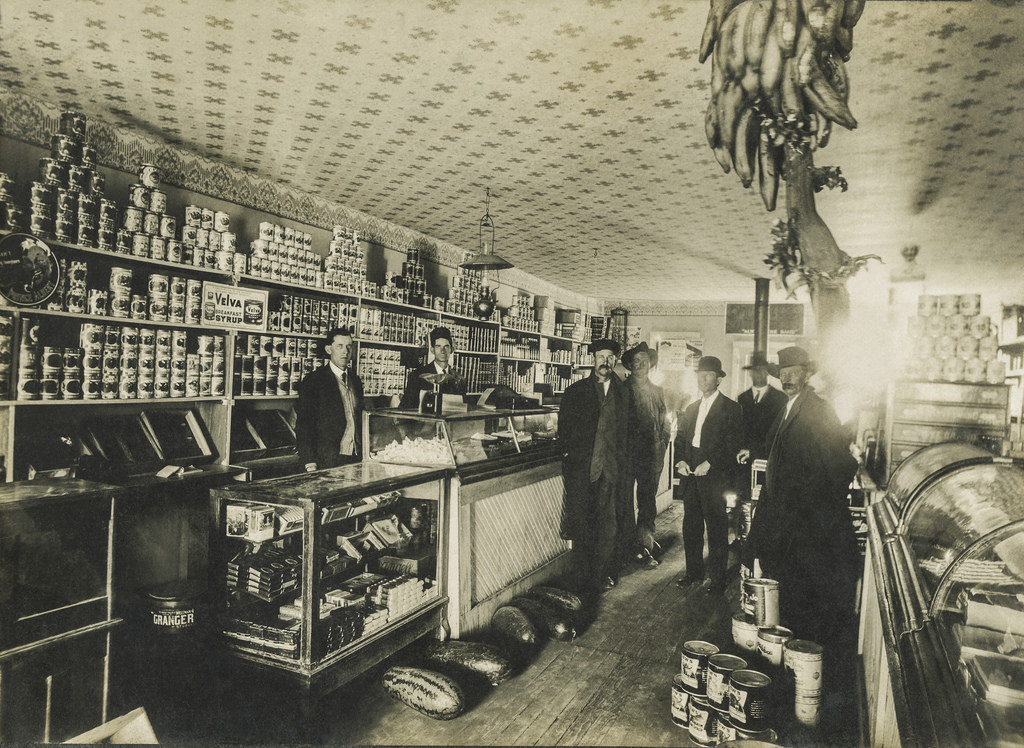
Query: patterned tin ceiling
1,0,1022,306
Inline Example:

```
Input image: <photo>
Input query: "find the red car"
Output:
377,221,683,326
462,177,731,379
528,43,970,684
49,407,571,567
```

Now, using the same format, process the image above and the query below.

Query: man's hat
429,326,453,346
695,355,726,378
622,341,656,370
589,338,621,356
743,352,772,370
769,346,816,376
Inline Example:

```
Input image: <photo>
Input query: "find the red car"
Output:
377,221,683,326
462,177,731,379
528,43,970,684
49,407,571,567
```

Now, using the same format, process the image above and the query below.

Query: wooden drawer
892,381,1009,408
891,400,1008,429
890,421,1006,445
889,441,928,466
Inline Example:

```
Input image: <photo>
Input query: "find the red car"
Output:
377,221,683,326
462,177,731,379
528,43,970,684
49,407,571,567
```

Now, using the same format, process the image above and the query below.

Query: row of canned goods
237,332,316,359
16,362,227,400
357,349,409,397
257,221,314,248
232,356,312,397
15,320,226,400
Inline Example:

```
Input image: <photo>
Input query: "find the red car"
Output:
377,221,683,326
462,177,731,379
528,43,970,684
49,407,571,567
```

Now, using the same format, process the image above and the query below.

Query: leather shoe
675,575,701,588
602,576,617,591
635,548,659,569
704,579,728,595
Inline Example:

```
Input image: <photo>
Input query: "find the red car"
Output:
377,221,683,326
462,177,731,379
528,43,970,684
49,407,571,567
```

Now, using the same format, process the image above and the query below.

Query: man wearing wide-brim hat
672,355,743,595
746,345,859,697
735,351,787,467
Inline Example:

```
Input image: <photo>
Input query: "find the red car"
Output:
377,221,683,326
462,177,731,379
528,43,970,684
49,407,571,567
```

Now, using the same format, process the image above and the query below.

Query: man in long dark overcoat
558,338,629,595
747,346,859,695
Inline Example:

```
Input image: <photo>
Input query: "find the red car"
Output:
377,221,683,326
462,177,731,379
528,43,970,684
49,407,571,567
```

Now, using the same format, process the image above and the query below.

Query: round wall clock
0,233,61,306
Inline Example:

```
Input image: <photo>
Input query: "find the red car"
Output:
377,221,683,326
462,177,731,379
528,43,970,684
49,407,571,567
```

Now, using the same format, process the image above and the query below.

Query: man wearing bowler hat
400,325,467,409
674,355,742,594
746,346,859,703
735,351,788,467
559,338,629,594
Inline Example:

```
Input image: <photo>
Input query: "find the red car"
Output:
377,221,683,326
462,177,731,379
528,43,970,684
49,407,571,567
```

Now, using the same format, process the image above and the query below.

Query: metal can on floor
706,653,747,711
680,640,719,695
757,625,793,667
742,578,780,627
687,695,717,745
670,674,693,727
728,668,772,733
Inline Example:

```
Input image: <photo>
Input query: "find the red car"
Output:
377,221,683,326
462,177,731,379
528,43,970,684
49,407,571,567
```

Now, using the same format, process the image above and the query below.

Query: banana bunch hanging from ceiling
700,0,864,211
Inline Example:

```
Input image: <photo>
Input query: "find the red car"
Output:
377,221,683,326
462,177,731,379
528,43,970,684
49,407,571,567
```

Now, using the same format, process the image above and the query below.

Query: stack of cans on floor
672,637,778,745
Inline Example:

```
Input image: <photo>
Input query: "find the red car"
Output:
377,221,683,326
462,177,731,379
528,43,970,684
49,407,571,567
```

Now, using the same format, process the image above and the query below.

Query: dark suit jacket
558,373,628,540
748,389,858,576
674,391,743,503
399,363,467,409
295,363,364,468
737,385,787,461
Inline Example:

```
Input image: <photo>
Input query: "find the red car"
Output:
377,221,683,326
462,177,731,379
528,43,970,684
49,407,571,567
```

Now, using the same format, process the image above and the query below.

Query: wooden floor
121,501,863,746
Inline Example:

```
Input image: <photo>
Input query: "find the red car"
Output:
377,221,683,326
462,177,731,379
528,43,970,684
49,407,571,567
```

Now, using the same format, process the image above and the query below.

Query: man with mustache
558,338,629,594
674,356,743,595
746,346,859,708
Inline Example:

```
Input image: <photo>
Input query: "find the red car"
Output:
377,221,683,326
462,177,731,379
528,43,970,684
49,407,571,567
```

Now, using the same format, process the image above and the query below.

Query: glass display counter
860,441,1024,747
209,462,448,699
364,407,560,472
364,407,570,637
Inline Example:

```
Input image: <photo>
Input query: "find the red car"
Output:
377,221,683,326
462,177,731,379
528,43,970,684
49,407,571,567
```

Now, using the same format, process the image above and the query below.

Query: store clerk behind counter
399,326,467,409
295,326,365,472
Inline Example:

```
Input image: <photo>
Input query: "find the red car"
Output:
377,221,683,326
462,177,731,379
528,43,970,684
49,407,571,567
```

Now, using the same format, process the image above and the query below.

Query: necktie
340,370,348,386
754,390,761,404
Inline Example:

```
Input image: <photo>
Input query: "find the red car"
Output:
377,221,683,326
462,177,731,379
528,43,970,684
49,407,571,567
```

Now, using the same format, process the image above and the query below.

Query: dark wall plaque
725,303,805,335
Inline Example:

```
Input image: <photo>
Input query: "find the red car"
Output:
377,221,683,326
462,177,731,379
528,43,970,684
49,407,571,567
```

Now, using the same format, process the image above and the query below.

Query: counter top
0,477,127,508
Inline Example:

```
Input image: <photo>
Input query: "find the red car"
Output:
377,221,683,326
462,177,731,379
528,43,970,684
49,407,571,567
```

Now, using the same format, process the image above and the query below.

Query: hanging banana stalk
700,0,870,343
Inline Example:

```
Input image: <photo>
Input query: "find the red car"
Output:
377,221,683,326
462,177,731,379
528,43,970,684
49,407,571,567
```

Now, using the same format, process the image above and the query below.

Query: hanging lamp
459,188,514,271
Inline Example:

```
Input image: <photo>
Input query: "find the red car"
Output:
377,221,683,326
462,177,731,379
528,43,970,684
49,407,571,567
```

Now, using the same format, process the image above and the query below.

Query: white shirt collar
328,361,348,379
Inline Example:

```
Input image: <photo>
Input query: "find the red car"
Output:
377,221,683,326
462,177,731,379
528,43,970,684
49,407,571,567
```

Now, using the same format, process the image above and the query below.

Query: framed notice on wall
201,281,268,331
725,303,805,336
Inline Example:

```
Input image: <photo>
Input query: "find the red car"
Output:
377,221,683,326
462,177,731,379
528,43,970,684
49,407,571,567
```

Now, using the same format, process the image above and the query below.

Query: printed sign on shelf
201,281,268,331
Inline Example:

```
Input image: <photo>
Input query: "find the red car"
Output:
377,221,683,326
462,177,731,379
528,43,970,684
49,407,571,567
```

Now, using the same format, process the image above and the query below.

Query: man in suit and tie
400,326,467,409
746,346,859,706
674,356,743,594
295,326,364,472
559,338,629,595
736,352,788,467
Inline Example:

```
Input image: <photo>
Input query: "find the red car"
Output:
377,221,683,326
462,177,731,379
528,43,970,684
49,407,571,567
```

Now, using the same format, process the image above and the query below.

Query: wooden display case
0,478,125,743
884,379,1008,483
209,462,449,700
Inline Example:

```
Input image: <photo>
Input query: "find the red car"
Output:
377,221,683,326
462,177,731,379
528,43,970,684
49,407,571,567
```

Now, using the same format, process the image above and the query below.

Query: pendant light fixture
461,188,512,319
460,188,514,272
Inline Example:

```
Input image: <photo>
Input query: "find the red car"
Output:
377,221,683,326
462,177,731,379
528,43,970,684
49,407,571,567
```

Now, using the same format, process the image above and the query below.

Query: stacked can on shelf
0,314,13,399
28,111,107,245
16,318,41,400
80,323,103,399
902,293,1004,384
249,221,320,288
0,171,24,231
180,203,239,271
322,225,367,295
